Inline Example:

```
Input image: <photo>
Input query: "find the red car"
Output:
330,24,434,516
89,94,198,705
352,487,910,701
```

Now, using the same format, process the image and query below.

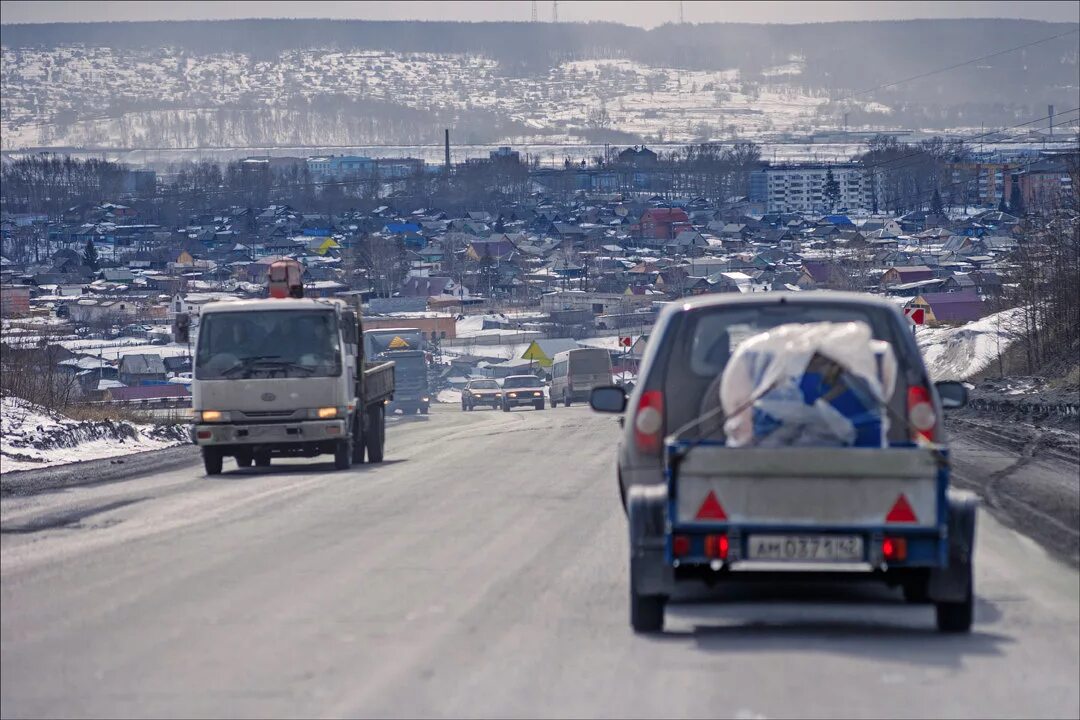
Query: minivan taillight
907,385,937,443
634,390,665,454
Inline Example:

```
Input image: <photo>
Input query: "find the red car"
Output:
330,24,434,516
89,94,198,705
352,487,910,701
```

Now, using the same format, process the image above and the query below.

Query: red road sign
904,307,925,325
619,336,633,347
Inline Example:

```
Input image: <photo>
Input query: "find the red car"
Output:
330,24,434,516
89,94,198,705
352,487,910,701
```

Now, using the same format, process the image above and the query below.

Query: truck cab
363,328,431,415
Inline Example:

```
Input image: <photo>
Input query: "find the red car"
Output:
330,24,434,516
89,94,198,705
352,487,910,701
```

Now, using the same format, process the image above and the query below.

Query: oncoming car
462,379,502,411
500,375,546,411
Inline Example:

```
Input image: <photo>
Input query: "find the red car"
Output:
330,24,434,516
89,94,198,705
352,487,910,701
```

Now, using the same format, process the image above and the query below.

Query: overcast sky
2,0,1077,27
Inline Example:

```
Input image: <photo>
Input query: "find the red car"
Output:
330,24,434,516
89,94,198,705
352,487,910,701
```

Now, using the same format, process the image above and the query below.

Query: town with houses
0,141,1076,416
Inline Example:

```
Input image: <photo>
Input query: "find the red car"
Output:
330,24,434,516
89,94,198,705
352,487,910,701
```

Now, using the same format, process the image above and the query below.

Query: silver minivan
549,347,613,407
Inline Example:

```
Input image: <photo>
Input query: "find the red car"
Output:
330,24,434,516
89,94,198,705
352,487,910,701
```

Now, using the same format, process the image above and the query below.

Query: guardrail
968,397,1079,418
87,397,193,409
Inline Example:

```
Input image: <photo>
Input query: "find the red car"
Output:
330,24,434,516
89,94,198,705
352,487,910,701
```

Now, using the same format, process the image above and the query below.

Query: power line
835,27,1080,104
849,107,1080,178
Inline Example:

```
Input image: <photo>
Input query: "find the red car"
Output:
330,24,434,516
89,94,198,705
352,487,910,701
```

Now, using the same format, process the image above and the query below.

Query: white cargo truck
190,295,394,475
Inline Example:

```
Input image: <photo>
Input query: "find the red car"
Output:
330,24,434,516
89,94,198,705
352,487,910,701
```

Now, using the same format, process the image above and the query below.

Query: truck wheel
630,587,666,634
352,416,367,464
550,395,558,408
502,402,510,412
254,451,271,467
202,448,223,476
421,405,429,415
334,439,353,470
534,400,544,410
564,391,572,407
235,451,253,468
366,404,385,463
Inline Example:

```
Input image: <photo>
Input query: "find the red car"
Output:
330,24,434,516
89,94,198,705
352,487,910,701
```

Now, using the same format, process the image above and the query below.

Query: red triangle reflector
695,491,728,521
886,494,918,523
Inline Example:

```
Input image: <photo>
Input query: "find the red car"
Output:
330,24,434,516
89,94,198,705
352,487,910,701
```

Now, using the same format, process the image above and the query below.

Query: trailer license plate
747,535,864,562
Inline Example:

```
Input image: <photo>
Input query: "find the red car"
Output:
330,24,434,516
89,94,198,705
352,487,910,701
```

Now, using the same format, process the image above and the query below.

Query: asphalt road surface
2,405,1078,719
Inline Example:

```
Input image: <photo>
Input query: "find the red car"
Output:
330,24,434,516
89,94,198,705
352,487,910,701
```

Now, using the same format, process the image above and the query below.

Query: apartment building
751,164,872,214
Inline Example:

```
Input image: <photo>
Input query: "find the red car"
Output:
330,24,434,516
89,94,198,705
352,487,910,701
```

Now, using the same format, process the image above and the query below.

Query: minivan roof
551,347,610,360
669,290,902,314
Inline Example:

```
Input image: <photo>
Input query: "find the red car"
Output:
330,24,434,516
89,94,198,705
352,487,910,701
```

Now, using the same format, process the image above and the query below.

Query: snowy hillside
0,396,188,473
0,47,838,149
916,307,1025,381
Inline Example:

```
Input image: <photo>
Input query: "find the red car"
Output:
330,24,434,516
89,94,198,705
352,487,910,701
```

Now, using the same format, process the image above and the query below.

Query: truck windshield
195,310,341,379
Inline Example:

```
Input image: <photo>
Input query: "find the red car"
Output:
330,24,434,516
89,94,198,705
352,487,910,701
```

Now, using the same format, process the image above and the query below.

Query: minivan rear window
569,349,612,373
687,306,893,378
660,303,910,440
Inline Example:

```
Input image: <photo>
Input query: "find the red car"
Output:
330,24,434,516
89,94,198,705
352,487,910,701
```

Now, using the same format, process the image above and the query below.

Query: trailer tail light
633,390,665,454
704,534,729,560
672,534,690,557
907,385,937,443
882,537,908,562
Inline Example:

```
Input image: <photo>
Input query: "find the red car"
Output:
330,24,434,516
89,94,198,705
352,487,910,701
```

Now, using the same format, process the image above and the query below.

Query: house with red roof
635,208,691,243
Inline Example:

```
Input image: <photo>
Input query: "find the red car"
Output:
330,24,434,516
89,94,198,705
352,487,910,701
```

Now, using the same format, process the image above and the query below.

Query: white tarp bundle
720,321,896,448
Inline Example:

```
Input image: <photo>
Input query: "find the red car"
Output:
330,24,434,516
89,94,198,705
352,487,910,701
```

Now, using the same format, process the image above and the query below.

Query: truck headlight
533,392,541,397
200,410,225,422
508,392,517,398
316,407,339,419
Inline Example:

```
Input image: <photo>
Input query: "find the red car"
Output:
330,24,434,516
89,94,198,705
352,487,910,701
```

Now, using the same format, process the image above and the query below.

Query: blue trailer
626,440,977,633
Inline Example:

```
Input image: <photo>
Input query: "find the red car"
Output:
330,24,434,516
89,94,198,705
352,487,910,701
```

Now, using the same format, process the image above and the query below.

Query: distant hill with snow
2,18,1076,150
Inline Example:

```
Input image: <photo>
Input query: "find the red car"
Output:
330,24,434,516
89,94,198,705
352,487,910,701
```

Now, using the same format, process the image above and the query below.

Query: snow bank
436,389,462,404
0,396,189,473
455,312,548,339
916,307,1025,381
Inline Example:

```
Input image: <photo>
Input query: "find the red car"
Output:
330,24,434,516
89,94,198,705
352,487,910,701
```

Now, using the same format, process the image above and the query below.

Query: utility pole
679,1,684,24
552,1,558,22
531,0,537,21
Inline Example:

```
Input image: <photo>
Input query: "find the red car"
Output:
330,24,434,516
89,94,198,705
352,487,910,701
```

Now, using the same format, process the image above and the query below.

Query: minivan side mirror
590,385,627,413
545,373,552,382
935,380,968,410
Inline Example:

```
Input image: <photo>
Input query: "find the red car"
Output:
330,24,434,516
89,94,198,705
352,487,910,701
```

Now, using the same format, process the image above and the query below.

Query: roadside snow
436,389,462,404
0,396,188,473
916,307,1025,381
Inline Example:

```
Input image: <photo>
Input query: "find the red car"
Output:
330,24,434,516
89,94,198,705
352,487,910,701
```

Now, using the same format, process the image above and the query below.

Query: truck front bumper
191,419,347,446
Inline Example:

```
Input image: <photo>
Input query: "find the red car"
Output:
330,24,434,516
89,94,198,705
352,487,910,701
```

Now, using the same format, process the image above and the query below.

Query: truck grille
241,410,295,418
